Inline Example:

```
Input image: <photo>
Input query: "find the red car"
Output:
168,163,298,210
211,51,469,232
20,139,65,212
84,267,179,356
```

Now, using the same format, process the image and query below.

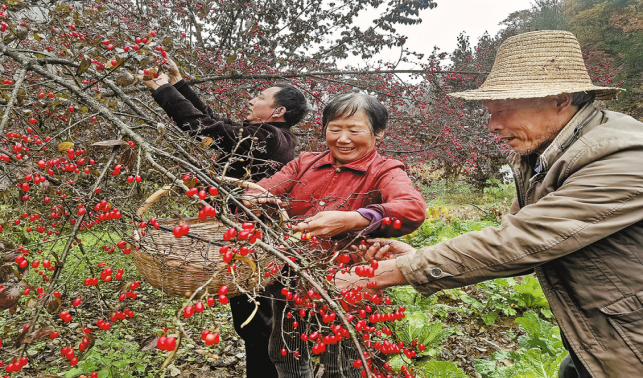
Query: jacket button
335,168,341,173
430,268,443,278
318,201,326,206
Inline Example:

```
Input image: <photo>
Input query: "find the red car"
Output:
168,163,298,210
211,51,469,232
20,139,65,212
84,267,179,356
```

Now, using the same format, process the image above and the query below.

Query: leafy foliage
418,360,468,378
392,310,455,356
473,311,568,378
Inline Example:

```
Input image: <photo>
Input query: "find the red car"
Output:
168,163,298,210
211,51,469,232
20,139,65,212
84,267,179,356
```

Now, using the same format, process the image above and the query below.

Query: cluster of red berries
354,259,380,278
61,346,79,365
96,318,112,331
3,356,28,373
98,263,124,282
200,330,220,346
156,335,177,351
184,286,230,320
109,308,134,322
381,217,401,229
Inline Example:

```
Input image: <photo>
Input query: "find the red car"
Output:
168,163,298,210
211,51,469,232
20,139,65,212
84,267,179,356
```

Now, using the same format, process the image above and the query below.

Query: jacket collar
242,120,290,129
535,102,601,173
312,149,379,172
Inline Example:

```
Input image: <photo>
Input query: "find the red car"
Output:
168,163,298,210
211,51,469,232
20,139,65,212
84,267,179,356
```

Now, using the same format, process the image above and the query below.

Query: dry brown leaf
116,71,136,87
0,285,20,310
140,335,159,351
184,178,197,189
119,148,136,171
25,297,38,308
202,137,213,147
46,295,61,314
76,55,91,76
83,333,96,351
57,142,74,152
91,140,128,147
16,326,55,346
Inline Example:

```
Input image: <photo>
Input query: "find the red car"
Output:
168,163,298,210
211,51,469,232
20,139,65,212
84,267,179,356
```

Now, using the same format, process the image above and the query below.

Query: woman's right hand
241,192,285,217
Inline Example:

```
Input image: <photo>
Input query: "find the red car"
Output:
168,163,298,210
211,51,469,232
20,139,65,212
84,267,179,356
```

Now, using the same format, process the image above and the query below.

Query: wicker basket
131,179,287,298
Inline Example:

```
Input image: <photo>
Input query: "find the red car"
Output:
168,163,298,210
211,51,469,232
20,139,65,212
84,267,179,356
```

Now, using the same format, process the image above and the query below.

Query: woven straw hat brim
450,85,623,101
449,30,625,101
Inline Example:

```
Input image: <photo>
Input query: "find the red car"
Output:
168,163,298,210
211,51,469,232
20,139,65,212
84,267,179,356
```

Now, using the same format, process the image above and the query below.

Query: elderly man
339,30,643,378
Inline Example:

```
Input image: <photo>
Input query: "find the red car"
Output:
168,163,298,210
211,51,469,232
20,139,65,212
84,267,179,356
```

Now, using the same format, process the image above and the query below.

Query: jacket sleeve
366,167,426,238
173,80,220,121
246,157,301,197
397,149,643,296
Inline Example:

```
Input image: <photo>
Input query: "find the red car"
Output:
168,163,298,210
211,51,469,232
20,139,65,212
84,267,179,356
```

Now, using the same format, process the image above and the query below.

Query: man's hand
352,239,416,261
335,259,409,291
291,211,370,238
137,72,170,90
164,57,183,85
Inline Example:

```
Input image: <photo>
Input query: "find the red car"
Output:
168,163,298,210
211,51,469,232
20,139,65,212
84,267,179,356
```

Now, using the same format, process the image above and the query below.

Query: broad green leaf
420,360,467,378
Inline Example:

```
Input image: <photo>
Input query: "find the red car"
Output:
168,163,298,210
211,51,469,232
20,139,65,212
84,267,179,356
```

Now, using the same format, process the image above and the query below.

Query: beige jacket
397,104,643,377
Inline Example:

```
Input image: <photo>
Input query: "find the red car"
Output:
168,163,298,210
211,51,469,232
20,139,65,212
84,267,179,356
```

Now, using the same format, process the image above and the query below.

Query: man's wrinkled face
484,97,564,155
246,87,283,124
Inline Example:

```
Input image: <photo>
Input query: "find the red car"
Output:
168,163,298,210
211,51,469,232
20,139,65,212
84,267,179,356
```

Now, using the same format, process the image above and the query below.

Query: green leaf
64,368,83,378
420,360,467,378
113,359,131,368
515,311,564,356
482,311,500,325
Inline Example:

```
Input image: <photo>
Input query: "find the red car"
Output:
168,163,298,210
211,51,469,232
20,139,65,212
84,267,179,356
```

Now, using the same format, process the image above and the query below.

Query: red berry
204,333,219,346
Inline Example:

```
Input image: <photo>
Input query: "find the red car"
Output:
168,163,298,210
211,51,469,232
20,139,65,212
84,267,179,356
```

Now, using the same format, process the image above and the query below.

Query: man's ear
272,106,286,118
374,130,385,140
554,93,574,111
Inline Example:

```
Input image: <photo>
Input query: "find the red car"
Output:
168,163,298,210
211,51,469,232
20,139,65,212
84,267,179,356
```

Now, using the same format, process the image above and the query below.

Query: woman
244,93,426,378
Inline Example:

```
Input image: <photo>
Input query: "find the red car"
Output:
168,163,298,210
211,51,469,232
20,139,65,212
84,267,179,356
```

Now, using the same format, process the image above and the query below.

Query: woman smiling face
325,110,382,166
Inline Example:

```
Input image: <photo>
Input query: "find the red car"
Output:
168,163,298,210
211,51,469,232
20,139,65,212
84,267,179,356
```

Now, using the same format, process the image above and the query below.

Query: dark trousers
559,333,592,378
230,293,279,378
267,289,361,378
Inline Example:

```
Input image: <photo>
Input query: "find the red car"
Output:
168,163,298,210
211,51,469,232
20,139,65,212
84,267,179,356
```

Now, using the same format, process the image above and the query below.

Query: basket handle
136,176,290,222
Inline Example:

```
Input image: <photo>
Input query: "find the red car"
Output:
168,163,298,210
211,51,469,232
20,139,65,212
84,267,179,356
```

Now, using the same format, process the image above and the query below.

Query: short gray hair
571,91,596,108
322,93,388,135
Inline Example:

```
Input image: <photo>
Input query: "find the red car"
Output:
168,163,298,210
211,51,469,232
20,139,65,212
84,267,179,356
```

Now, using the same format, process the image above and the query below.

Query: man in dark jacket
141,60,308,378
142,59,308,180
338,31,643,378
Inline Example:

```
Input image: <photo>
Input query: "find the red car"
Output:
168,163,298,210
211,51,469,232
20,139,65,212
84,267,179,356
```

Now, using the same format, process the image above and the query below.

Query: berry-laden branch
0,66,28,135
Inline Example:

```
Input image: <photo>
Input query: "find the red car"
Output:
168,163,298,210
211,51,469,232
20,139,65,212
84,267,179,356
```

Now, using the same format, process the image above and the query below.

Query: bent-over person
337,30,643,378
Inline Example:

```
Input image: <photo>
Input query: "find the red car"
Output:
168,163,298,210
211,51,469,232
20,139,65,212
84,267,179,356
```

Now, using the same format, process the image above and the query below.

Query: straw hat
449,30,624,101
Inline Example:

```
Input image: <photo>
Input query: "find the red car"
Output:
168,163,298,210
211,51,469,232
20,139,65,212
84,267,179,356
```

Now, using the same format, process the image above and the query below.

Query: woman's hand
241,192,286,217
353,238,416,261
137,72,170,90
291,211,370,238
